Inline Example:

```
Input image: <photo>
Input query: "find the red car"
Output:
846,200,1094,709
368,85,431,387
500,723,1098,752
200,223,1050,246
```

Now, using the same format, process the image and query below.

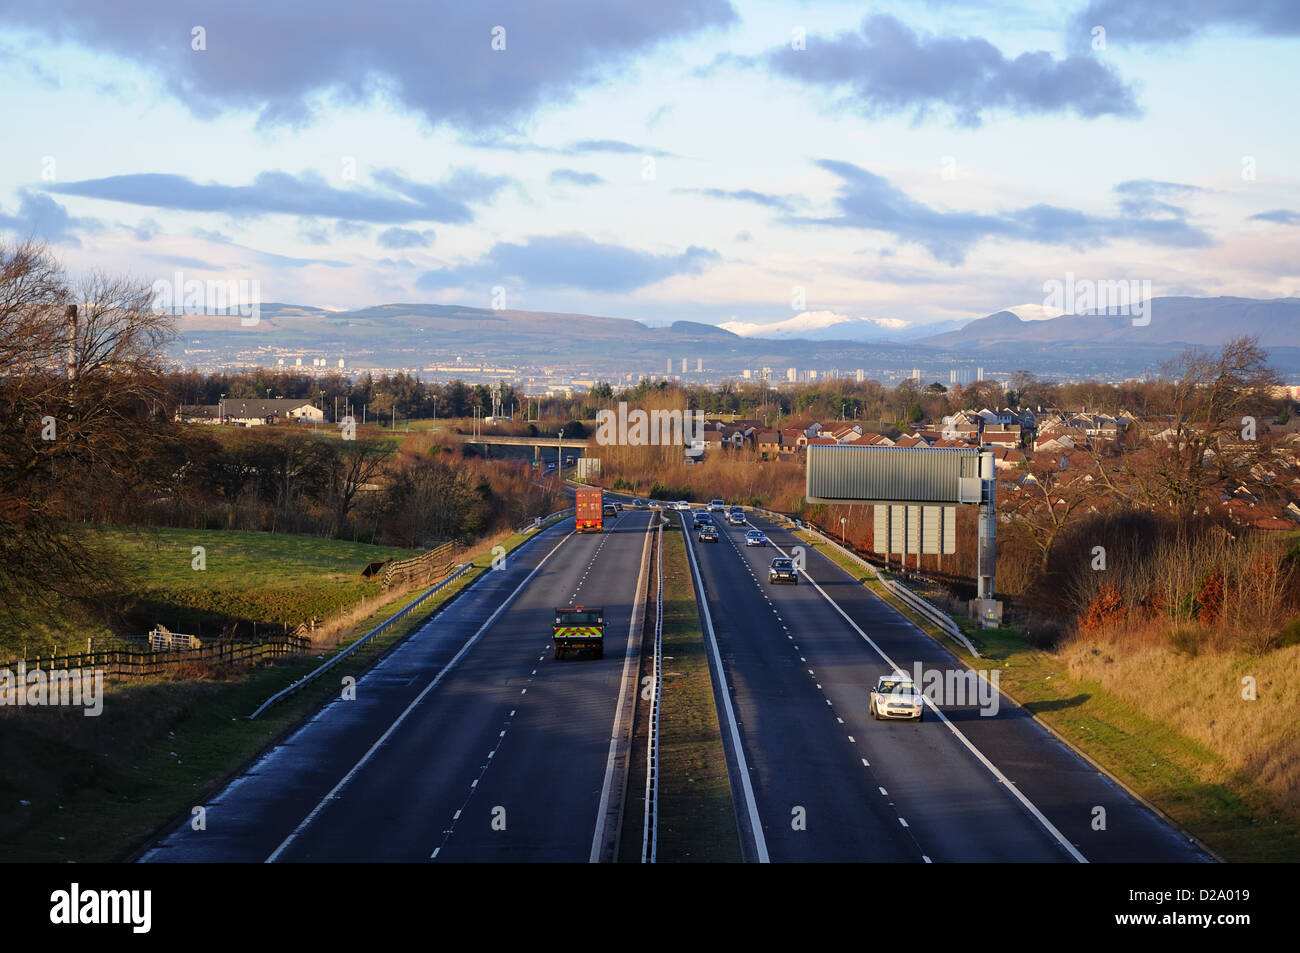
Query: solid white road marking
588,514,654,863
762,523,1089,864
264,527,575,864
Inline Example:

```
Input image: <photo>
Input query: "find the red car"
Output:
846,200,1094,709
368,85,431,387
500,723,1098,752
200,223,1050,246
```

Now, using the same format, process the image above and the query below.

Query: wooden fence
381,541,455,591
2,635,312,684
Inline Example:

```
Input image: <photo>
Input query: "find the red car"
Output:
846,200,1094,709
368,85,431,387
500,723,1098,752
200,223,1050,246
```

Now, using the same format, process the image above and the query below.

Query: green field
0,515,568,862
98,527,411,649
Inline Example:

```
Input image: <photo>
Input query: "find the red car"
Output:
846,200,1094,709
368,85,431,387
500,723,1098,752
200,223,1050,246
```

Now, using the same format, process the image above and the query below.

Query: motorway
138,495,1211,863
141,509,654,863
685,508,1212,863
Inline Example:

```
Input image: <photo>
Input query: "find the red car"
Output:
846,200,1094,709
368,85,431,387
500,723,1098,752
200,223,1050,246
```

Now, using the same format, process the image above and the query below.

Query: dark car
699,525,719,543
768,557,797,584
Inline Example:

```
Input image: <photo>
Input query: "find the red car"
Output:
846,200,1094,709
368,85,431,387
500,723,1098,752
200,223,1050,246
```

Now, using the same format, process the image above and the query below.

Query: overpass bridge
459,434,590,450
458,432,591,464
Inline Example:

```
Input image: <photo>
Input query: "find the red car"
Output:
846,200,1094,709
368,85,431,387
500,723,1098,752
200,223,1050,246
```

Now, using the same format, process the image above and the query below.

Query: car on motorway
699,524,719,543
768,557,797,584
675,500,692,511
744,529,768,547
633,498,648,509
602,503,617,520
692,510,712,527
708,499,726,513
869,673,924,721
613,501,623,511
727,508,747,526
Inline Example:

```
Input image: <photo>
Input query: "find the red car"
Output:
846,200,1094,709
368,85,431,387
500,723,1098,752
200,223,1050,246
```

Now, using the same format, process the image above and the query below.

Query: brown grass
1063,623,1300,818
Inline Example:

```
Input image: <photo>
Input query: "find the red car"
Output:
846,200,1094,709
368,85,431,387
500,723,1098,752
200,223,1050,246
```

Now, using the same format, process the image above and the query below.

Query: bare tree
0,242,175,631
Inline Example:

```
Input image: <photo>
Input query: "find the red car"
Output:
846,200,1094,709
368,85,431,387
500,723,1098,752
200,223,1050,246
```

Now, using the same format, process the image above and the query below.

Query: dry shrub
1080,584,1128,636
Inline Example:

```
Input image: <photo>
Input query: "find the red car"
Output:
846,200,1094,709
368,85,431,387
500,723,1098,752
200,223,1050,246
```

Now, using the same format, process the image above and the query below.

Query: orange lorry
575,487,603,533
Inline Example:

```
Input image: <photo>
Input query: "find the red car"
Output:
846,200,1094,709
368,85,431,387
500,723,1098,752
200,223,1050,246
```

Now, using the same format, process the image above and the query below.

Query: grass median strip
655,516,742,862
793,528,1300,862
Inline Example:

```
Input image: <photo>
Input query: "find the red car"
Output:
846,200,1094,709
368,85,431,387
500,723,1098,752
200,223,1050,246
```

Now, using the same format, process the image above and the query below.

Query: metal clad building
807,445,983,505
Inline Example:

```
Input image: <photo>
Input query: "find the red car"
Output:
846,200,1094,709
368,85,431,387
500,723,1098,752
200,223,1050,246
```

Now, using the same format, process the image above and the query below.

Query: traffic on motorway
136,484,1210,865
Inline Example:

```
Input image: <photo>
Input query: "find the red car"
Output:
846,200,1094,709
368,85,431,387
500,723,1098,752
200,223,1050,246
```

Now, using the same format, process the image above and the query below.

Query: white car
744,529,768,547
869,673,924,721
674,500,691,511
708,499,726,513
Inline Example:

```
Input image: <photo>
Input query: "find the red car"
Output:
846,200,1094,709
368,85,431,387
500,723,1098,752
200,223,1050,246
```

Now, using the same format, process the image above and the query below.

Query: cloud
0,190,101,246
548,168,606,187
677,187,799,212
377,227,436,249
334,220,372,239
1113,179,1205,217
761,14,1140,127
790,159,1213,265
190,228,351,268
297,217,331,245
44,167,504,224
416,234,719,292
484,137,677,157
1250,209,1300,225
125,217,162,241
0,1,738,129
1068,0,1300,48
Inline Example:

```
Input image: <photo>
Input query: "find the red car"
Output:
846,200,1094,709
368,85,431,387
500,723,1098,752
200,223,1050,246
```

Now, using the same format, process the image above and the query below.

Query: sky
1,0,1298,335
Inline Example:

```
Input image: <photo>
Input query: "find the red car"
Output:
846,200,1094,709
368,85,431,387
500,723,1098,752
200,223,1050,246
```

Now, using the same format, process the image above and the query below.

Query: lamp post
219,393,226,425
840,516,847,545
557,428,564,477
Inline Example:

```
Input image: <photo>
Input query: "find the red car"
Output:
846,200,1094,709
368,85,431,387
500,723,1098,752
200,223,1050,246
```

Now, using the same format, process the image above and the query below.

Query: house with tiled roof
941,411,981,442
824,424,865,443
991,447,1027,469
982,426,1021,448
1033,431,1076,453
